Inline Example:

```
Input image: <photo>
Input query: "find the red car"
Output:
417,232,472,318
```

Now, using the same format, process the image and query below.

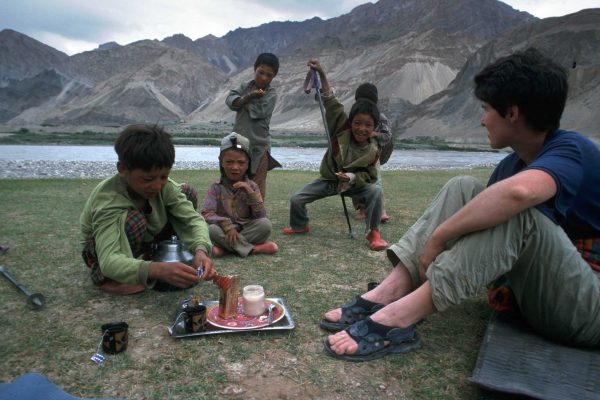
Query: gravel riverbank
0,160,325,179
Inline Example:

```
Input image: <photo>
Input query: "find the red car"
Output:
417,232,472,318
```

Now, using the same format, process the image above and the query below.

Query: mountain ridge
1,1,598,144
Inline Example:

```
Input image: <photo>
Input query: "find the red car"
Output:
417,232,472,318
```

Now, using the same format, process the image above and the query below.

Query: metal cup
101,322,129,354
184,305,207,333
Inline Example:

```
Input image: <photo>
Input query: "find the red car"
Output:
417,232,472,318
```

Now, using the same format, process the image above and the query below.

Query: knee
290,191,302,206
448,175,482,189
364,183,383,201
255,217,272,232
208,224,224,237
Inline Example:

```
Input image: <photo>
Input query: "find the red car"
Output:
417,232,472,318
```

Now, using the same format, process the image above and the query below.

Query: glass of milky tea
242,285,265,317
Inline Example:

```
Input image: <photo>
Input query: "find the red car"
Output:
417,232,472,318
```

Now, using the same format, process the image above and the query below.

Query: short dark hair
355,83,378,104
349,99,380,127
114,124,175,171
474,47,568,133
254,53,279,75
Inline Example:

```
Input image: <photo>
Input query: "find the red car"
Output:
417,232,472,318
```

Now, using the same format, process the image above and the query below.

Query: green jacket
318,94,379,189
80,175,211,286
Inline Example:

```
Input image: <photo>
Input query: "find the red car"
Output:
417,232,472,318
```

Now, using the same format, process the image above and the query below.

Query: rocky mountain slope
0,29,68,86
6,0,597,144
393,9,600,143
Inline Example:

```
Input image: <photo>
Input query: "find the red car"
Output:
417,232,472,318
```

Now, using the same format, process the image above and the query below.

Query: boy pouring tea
80,124,216,294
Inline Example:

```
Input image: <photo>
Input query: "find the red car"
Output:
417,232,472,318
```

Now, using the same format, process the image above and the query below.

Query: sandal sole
323,332,422,362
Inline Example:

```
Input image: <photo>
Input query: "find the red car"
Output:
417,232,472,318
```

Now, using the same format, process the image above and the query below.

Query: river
0,145,507,179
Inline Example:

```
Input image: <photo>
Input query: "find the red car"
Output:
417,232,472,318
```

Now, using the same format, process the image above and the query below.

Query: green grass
0,169,495,399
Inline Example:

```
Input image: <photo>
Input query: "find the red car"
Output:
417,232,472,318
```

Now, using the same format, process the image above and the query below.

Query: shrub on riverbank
0,126,495,151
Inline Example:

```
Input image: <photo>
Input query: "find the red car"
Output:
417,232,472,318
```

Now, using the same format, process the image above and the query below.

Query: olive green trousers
387,176,600,346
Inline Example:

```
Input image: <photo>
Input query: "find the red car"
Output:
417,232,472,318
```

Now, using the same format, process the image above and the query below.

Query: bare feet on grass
327,330,359,356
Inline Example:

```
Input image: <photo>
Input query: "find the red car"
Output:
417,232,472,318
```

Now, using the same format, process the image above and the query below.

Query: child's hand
307,59,324,73
194,250,215,281
249,88,265,99
232,181,253,193
225,229,240,247
148,261,202,288
335,172,350,182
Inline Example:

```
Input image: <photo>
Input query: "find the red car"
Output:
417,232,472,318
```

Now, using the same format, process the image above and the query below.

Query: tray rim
205,298,285,330
168,297,295,338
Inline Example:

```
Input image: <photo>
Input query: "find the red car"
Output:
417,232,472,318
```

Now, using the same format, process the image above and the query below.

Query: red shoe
355,207,366,220
253,241,279,255
212,245,226,258
380,211,390,223
282,226,310,235
366,229,388,251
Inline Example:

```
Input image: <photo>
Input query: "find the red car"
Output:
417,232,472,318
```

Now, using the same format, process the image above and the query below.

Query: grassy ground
0,168,495,399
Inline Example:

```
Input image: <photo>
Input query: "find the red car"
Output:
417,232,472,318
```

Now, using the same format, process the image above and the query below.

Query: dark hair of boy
474,47,568,133
254,53,279,75
355,83,378,104
114,124,175,171
348,99,380,127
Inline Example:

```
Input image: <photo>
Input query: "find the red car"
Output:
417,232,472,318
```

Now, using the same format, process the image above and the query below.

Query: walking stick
304,70,356,239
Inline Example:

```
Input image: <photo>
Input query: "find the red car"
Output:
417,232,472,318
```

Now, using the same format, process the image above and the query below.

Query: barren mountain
0,29,68,86
6,0,585,142
189,28,481,132
393,9,600,144
7,40,227,125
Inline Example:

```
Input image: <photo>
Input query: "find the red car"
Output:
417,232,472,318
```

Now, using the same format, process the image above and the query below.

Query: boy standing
226,53,281,199
201,132,278,258
80,124,215,294
282,59,388,251
322,48,600,361
352,83,392,223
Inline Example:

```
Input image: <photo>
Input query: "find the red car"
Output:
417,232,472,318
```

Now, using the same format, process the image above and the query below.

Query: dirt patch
219,349,319,399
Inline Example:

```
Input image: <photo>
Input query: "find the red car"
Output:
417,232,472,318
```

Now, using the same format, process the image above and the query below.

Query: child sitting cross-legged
201,132,278,258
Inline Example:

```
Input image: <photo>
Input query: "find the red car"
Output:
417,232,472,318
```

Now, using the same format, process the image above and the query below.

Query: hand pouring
0,265,45,310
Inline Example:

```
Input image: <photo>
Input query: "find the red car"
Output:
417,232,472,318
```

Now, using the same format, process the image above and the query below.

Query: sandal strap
347,319,418,356
339,296,384,325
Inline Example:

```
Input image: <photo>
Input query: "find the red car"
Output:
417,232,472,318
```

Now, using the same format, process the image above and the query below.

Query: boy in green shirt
80,124,215,294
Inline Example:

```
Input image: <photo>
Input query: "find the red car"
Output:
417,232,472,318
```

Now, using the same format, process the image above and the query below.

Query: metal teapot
152,236,194,265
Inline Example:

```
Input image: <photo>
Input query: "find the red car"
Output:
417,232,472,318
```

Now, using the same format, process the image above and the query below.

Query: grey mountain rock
394,9,600,143
0,29,68,86
1,1,597,144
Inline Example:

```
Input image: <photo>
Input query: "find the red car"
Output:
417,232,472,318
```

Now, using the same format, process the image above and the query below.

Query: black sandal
319,295,385,332
323,318,422,362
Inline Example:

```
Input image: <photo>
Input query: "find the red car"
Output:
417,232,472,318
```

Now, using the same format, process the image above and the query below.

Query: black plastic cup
184,305,207,333
101,322,129,354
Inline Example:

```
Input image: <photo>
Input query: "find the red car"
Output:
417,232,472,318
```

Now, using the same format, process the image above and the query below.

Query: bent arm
433,169,557,244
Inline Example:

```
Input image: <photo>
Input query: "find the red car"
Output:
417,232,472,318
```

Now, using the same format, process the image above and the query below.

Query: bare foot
327,331,358,355
323,308,341,323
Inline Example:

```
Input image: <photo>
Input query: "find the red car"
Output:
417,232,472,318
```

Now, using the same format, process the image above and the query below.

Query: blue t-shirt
488,129,600,239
